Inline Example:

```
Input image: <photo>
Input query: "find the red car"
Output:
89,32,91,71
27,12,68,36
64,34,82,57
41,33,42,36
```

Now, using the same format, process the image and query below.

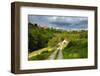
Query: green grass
29,51,51,60
28,23,88,60
63,39,88,59
28,46,57,60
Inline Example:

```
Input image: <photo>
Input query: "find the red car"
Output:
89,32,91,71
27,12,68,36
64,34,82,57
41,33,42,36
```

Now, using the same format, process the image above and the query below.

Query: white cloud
28,15,88,30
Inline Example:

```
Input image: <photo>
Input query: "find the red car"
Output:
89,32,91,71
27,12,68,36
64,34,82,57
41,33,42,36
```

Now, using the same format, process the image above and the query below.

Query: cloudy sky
28,15,88,30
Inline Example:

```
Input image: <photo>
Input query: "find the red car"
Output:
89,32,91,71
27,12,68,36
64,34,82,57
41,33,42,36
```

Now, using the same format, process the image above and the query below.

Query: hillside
28,23,88,60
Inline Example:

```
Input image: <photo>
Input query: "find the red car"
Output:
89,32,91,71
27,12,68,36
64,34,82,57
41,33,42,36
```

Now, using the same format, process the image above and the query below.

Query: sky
28,15,88,30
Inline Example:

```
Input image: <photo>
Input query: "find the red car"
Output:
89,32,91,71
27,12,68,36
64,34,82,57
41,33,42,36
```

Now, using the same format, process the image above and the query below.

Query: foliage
63,39,88,59
29,51,51,60
28,23,54,52
28,22,88,60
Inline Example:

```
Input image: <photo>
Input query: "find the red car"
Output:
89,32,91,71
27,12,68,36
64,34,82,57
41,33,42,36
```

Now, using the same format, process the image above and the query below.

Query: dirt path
28,40,69,60
47,50,58,60
47,40,69,60
56,49,63,59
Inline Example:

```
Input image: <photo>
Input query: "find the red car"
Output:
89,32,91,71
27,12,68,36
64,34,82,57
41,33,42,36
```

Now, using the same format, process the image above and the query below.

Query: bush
28,23,54,52
63,39,88,59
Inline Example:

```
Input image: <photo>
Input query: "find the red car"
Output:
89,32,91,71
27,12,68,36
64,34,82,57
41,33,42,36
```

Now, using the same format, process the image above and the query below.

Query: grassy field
28,23,88,60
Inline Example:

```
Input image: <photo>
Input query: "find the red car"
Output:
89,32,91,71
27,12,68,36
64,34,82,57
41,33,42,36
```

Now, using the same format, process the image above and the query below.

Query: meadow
28,23,88,60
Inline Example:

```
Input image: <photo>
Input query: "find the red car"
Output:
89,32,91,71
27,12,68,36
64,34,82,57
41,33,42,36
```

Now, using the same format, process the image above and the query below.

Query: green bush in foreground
29,51,51,60
63,39,88,59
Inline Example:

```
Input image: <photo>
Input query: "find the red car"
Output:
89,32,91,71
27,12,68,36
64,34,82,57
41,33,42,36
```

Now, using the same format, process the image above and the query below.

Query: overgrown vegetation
28,23,88,60
63,39,88,59
29,51,51,60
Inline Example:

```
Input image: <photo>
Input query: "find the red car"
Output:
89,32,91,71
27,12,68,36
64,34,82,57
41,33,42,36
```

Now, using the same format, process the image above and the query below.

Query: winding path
47,40,69,60
28,39,69,60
